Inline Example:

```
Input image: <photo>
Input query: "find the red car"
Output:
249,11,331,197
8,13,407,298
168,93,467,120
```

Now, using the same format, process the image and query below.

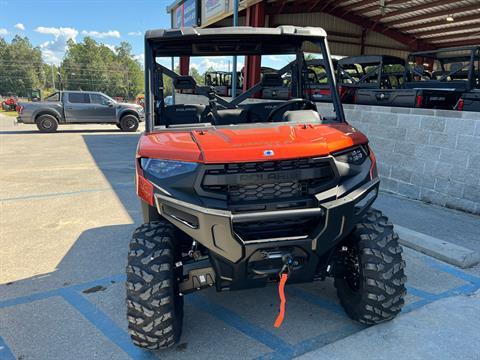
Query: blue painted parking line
188,293,295,358
0,336,15,360
0,274,123,309
0,288,61,309
423,257,480,285
287,286,346,317
257,324,363,360
58,288,157,360
1,252,480,360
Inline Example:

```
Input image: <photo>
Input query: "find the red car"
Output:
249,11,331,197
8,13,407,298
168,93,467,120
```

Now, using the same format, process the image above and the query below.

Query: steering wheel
266,99,317,122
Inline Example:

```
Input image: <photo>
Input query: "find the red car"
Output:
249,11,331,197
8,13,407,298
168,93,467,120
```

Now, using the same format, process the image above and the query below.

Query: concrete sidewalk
298,290,480,360
376,192,480,253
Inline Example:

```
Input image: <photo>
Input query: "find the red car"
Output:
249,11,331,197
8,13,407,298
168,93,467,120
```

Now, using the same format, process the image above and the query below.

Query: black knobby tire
36,114,59,133
126,221,184,349
119,114,139,132
334,208,406,324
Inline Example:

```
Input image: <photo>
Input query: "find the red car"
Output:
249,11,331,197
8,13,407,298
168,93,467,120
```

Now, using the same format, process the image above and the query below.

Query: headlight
140,158,198,179
335,146,368,165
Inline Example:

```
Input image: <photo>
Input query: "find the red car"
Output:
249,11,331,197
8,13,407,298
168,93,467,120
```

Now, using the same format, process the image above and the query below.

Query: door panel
64,93,94,123
89,94,116,122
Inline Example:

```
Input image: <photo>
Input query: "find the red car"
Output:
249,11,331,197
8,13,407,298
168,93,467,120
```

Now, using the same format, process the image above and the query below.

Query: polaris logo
238,171,301,184
264,150,275,156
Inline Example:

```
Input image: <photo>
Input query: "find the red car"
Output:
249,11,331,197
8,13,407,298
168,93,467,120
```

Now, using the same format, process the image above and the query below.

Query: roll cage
143,26,344,133
406,45,480,90
337,55,406,88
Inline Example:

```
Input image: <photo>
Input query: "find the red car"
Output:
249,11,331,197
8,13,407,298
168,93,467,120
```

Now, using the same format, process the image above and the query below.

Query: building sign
201,0,228,25
183,0,197,27
172,0,198,28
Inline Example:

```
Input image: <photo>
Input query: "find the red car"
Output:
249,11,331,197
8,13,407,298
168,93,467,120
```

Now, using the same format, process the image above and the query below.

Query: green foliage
0,35,143,100
0,36,45,96
61,38,143,100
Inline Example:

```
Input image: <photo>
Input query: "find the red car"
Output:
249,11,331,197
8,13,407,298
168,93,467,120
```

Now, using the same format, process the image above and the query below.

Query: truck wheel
36,114,58,133
334,208,406,324
120,115,139,132
126,221,183,349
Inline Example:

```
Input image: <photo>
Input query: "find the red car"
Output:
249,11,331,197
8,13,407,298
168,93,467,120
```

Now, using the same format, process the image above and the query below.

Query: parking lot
1,115,480,360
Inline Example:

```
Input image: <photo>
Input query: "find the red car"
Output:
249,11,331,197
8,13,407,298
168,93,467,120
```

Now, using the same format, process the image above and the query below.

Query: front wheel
126,221,183,349
334,208,406,324
119,115,139,132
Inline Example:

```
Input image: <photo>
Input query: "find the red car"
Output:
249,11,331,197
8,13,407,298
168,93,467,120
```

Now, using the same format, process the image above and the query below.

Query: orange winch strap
274,273,289,328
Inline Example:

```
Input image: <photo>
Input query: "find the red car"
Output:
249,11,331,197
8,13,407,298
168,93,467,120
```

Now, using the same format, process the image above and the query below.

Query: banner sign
172,0,198,28
202,0,228,25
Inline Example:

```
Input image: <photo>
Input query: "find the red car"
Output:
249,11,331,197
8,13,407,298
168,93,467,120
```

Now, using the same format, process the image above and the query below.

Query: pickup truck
17,90,144,132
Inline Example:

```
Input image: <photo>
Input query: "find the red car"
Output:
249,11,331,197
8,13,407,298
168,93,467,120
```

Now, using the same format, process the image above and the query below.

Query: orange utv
126,26,406,349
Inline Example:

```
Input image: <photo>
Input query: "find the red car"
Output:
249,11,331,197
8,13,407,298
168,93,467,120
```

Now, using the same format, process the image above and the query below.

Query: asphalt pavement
1,114,479,360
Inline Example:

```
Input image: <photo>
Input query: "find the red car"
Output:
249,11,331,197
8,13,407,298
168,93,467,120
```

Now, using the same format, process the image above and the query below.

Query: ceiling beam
340,0,378,12
399,13,480,32
355,0,409,15
417,24,480,38
385,3,480,27
372,0,457,22
430,38,480,47
322,3,435,50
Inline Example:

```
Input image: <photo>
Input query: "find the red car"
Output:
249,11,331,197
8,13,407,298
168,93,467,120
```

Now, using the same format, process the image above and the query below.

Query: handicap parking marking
188,293,295,358
423,256,480,286
58,287,157,360
0,335,15,360
1,251,480,360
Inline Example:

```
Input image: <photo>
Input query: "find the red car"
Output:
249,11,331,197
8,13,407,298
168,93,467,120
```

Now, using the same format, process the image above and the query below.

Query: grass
0,109,18,117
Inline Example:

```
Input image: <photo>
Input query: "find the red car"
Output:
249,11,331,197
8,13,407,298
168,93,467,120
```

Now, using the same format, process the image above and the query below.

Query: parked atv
126,26,406,350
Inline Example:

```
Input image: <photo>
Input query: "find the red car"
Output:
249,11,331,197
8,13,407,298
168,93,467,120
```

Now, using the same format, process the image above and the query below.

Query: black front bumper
155,177,379,290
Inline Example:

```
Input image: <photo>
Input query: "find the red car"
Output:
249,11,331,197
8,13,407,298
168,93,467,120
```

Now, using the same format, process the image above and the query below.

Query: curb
395,225,480,269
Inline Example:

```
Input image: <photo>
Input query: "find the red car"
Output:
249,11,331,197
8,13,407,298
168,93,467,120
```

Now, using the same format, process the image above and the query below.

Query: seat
163,104,209,125
213,109,249,125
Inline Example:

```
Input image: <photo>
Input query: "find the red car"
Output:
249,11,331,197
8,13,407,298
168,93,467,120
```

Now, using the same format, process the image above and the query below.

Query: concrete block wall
318,103,480,215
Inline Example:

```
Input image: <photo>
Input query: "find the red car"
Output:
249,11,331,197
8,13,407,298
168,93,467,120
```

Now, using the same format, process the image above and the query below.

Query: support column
179,56,190,75
243,2,265,93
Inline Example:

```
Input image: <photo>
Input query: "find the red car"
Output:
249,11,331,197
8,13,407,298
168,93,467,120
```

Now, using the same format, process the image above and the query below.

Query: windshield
148,38,341,131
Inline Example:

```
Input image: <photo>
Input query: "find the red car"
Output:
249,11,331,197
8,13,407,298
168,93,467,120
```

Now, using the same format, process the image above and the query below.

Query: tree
61,37,143,100
0,36,44,96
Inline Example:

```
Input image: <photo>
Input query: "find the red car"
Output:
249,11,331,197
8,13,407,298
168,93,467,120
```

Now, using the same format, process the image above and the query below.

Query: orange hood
137,123,368,163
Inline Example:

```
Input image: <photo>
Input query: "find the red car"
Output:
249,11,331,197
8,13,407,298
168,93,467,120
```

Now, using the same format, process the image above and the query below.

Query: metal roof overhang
264,0,480,51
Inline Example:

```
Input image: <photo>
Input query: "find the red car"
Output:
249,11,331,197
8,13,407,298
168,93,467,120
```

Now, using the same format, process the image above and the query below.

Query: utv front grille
228,182,307,202
201,157,336,212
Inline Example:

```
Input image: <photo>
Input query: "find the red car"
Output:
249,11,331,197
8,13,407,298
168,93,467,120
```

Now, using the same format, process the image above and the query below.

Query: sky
0,0,301,72
0,0,171,66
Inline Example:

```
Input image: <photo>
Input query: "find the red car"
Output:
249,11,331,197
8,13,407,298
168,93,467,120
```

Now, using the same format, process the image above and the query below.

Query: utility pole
51,65,56,90
231,0,239,98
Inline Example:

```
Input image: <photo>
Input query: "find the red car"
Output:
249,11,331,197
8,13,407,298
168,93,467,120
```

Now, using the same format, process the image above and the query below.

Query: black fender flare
34,109,64,124
117,109,140,123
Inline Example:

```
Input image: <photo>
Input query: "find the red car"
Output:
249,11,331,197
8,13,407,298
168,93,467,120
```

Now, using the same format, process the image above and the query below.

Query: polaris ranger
127,26,406,350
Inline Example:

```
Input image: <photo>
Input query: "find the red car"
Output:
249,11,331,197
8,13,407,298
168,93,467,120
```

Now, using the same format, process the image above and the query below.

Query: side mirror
107,100,114,107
